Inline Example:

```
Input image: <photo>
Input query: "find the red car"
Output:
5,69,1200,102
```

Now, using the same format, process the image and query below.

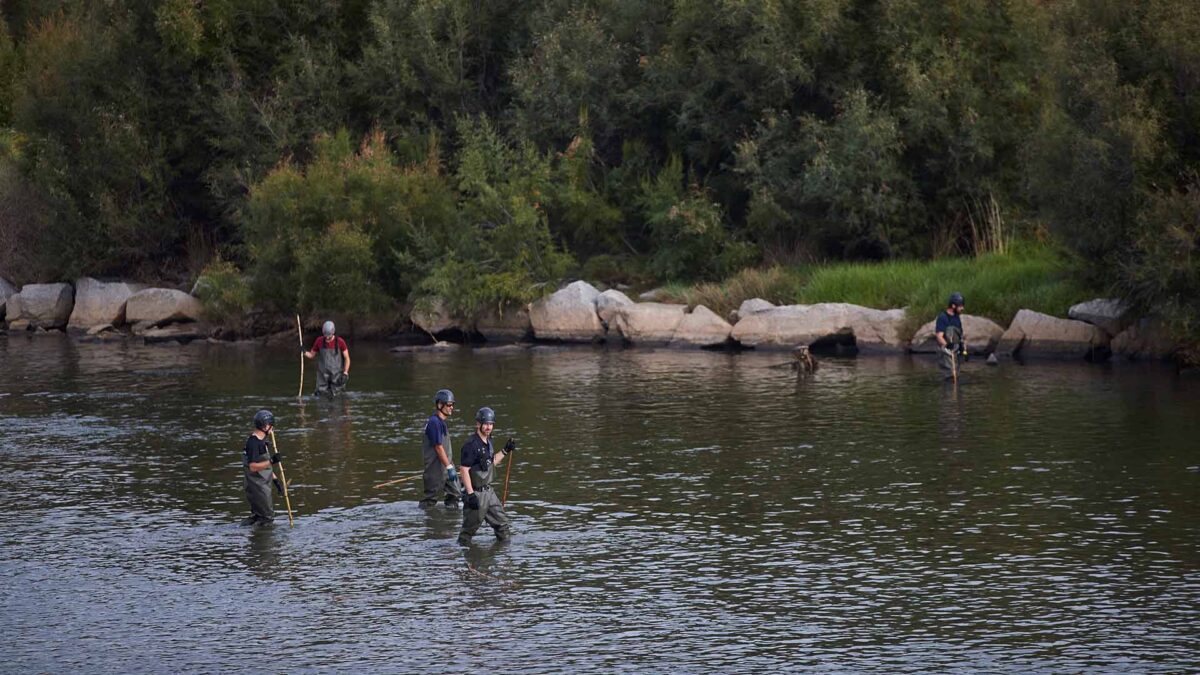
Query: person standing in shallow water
420,389,462,508
457,406,514,546
936,292,967,379
242,409,281,526
304,321,350,397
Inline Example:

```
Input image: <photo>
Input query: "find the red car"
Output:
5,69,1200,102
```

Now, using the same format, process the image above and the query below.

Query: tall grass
657,242,1097,335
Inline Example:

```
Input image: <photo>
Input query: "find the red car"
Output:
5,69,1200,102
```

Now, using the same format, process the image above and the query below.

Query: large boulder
730,297,775,323
68,278,145,330
995,309,1110,360
7,282,74,329
125,288,203,327
671,305,733,348
731,303,909,352
909,314,1006,354
473,304,532,342
609,302,688,345
529,280,604,342
594,288,634,325
0,276,16,319
1111,317,1176,361
411,297,458,335
1068,298,1130,336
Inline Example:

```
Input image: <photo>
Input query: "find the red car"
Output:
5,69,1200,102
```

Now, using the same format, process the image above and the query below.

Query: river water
1,335,1198,672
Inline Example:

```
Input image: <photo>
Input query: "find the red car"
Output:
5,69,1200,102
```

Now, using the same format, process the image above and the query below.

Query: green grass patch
657,242,1098,336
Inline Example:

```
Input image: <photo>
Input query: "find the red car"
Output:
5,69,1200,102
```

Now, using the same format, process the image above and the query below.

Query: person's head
434,388,455,417
322,320,335,338
253,409,275,434
475,406,495,439
947,292,965,315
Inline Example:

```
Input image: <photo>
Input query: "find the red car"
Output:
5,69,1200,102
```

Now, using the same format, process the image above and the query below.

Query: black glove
503,438,516,453
271,477,285,496
465,492,480,510
270,453,282,465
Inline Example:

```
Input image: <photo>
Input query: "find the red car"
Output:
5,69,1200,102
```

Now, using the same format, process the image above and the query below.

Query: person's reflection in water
244,526,283,580
938,378,966,442
462,538,510,584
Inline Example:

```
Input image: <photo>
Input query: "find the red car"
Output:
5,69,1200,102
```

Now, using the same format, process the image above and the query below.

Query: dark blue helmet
253,409,275,430
948,292,965,307
475,406,496,424
434,389,455,406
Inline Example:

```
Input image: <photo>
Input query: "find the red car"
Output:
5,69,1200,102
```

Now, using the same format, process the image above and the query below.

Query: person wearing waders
242,409,282,526
303,321,351,397
457,406,514,546
420,389,462,508
936,292,967,380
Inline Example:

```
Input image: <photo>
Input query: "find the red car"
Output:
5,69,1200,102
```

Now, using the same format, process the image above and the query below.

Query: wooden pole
296,315,305,399
502,449,514,506
372,473,424,489
268,429,296,527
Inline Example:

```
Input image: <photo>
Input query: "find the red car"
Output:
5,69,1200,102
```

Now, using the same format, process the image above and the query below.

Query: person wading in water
457,406,515,545
303,321,351,397
420,389,462,508
242,409,281,526
935,292,967,380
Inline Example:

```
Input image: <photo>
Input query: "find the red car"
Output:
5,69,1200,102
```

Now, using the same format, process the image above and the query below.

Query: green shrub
193,258,252,323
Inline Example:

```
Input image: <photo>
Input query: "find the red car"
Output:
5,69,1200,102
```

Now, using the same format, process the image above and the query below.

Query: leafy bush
193,258,252,323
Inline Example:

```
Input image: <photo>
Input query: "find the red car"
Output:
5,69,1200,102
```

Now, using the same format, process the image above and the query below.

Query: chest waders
458,451,512,545
420,429,460,507
940,324,963,378
315,340,344,397
244,460,274,525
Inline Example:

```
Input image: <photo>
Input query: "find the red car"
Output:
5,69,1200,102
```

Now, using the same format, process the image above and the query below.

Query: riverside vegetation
0,1,1196,356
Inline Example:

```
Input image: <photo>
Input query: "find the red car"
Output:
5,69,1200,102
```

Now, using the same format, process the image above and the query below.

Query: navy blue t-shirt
459,434,493,471
243,434,272,480
935,311,963,343
424,414,448,447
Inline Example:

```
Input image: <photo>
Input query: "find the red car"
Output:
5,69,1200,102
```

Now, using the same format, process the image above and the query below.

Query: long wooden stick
372,473,424,489
268,429,295,527
296,315,304,398
502,450,514,505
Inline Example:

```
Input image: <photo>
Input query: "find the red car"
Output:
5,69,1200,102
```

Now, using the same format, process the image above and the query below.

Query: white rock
529,281,603,342
411,297,458,335
995,309,1110,360
909,314,1006,354
473,304,532,342
638,288,663,301
609,302,688,345
670,305,733,348
594,289,634,325
126,288,203,327
68,278,145,330
737,298,775,317
7,282,74,329
731,303,909,352
1068,298,1130,336
1111,317,1175,361
86,323,116,336
141,323,208,344
0,276,16,318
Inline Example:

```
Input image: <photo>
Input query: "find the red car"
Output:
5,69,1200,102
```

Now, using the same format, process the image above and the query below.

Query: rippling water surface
1,335,1198,672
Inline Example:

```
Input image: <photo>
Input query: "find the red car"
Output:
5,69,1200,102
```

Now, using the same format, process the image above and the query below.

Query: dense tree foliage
0,0,1196,335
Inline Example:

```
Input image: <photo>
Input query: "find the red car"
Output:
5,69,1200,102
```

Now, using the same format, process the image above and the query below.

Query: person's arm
435,443,452,470
303,350,315,359
458,465,474,494
340,347,350,374
936,330,948,348
249,458,272,471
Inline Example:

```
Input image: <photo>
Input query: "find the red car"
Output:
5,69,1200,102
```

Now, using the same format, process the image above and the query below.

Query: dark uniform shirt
425,415,448,448
935,311,964,346
459,434,495,485
243,434,272,483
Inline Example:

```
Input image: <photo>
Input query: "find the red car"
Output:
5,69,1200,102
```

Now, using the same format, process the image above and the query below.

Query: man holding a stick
456,406,515,546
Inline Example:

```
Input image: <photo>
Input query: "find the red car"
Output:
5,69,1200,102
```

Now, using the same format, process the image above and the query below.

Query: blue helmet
475,406,496,424
434,389,455,406
253,409,275,430
948,292,965,307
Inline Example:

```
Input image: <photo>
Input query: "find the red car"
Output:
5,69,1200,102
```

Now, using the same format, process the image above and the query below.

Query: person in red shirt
303,320,351,397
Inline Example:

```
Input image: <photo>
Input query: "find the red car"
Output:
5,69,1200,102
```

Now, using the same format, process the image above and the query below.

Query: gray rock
529,280,604,342
909,314,1006,354
1111,317,1175,361
995,309,1110,360
126,288,203,327
638,288,663,302
141,323,208,344
411,297,458,335
68,278,145,330
670,305,733,348
7,282,74,329
731,303,909,352
8,319,31,331
1068,298,1130,336
609,302,688,345
0,276,16,318
473,304,532,342
594,289,634,325
986,353,999,366
86,323,117,336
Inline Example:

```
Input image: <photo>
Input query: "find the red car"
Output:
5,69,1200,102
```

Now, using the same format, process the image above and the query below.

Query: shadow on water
1,335,1199,672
